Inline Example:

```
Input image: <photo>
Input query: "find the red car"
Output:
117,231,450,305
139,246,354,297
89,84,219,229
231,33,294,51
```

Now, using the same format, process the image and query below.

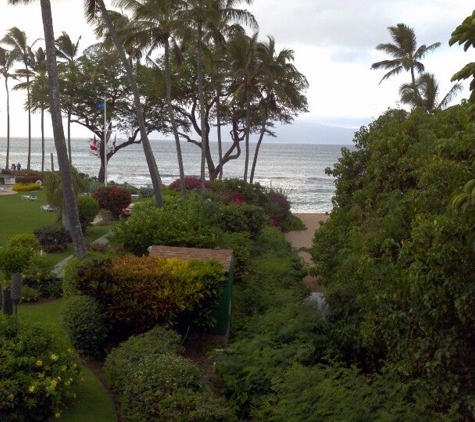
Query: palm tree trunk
96,0,163,207
250,115,267,183
216,92,223,179
67,109,72,163
27,71,32,170
5,78,10,170
40,0,87,258
165,40,186,197
41,108,45,172
197,19,208,194
243,89,251,182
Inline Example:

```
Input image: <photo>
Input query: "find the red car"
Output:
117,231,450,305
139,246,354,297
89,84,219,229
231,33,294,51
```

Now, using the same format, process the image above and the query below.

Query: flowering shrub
0,315,81,421
12,182,41,192
92,185,131,219
22,254,61,298
6,234,41,251
169,176,211,191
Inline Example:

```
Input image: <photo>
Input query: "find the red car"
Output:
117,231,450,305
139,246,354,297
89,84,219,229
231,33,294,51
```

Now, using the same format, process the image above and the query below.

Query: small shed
148,245,234,343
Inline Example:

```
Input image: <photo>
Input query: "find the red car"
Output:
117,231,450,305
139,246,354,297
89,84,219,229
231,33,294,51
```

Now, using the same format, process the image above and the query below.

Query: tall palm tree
85,0,164,208
0,46,18,171
1,27,35,169
28,46,49,171
8,0,87,259
55,31,82,163
371,23,441,100
227,32,259,182
249,37,308,183
399,72,462,112
116,0,188,197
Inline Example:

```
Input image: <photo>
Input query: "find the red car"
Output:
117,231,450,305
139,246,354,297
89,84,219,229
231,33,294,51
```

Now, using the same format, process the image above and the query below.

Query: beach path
285,213,329,292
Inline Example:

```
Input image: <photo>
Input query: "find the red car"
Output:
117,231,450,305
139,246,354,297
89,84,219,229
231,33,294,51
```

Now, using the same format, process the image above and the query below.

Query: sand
285,213,329,292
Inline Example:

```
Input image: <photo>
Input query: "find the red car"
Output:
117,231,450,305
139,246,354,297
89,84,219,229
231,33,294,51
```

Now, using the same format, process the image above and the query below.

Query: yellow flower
67,347,73,354
64,380,71,386
61,365,67,372
28,385,35,393
8,394,14,400
50,380,58,389
55,412,61,418
36,360,43,367
50,354,59,362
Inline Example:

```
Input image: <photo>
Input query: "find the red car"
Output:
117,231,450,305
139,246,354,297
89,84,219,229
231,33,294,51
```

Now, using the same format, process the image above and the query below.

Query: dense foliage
67,255,226,338
104,326,236,421
0,315,81,421
33,224,71,253
92,185,131,219
311,104,475,418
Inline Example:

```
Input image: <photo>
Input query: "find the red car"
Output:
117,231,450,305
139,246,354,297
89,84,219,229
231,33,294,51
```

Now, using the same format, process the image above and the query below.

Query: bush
113,196,216,255
33,225,70,253
209,203,268,240
76,195,100,232
0,247,33,278
22,254,60,297
71,255,226,336
11,182,41,192
61,295,109,357
20,285,40,303
92,185,131,219
104,326,236,421
0,314,81,421
6,234,41,251
169,176,211,191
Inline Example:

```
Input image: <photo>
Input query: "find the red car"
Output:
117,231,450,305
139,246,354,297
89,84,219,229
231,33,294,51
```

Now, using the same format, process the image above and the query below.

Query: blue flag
96,100,105,110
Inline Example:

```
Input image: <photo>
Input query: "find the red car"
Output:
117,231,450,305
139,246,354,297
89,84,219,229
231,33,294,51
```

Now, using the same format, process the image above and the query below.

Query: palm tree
8,0,87,259
116,0,188,197
1,27,36,169
227,32,259,182
371,23,441,100
399,72,462,112
55,31,82,163
28,46,49,172
84,0,164,208
0,46,18,171
249,37,308,183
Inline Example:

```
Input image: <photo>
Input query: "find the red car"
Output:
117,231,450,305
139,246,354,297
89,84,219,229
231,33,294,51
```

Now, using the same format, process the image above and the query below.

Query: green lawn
0,189,57,247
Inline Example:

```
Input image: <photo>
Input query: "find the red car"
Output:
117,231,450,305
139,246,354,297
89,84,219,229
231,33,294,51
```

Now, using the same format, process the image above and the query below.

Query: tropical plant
371,23,441,101
399,72,462,112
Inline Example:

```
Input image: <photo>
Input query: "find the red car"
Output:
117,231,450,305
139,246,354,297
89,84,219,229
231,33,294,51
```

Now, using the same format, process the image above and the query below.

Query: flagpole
103,97,107,186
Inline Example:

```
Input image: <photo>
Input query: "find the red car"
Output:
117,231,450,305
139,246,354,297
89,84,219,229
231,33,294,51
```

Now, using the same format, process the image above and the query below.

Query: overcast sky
0,0,473,144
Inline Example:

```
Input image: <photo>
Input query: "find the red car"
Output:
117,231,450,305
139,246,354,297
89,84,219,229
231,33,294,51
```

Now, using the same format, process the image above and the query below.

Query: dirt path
285,213,329,292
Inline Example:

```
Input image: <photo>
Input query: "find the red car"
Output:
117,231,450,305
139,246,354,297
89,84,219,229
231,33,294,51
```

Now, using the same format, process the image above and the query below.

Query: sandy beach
285,213,329,291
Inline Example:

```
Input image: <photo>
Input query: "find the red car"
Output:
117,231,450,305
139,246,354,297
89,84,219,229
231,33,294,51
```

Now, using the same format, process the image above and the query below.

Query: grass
0,188,57,247
1,189,118,421
20,300,117,422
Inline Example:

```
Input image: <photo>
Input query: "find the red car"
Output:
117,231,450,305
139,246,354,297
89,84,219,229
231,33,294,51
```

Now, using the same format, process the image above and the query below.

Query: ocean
0,137,349,213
